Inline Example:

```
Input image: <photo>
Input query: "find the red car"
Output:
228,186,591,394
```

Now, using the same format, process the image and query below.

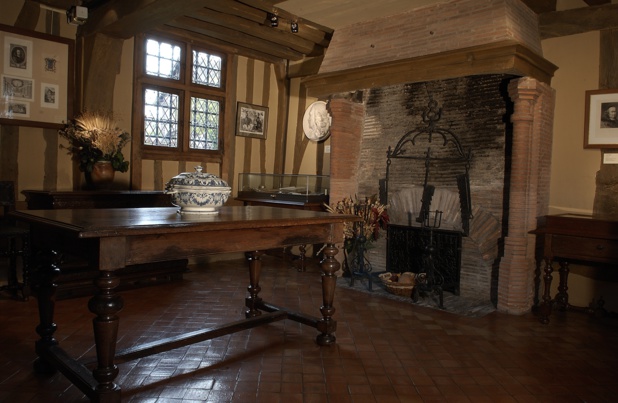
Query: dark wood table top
13,206,360,269
13,206,356,238
532,213,618,240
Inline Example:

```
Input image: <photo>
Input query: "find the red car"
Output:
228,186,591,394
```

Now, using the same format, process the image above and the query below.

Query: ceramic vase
89,161,115,189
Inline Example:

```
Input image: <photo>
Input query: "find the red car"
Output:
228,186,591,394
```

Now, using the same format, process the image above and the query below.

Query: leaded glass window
146,39,181,80
190,97,219,150
144,88,179,147
192,50,222,88
135,33,226,161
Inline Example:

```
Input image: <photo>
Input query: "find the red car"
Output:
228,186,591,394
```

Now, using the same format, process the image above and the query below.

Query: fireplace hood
302,41,557,98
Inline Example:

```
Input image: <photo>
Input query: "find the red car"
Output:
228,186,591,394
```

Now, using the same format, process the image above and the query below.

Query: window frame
132,32,228,163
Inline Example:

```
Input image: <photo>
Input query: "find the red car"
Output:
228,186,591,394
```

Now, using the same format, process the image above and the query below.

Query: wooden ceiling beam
152,25,283,64
32,0,75,9
165,16,305,61
238,0,334,36
205,0,331,46
539,4,618,39
583,0,610,6
520,0,556,14
77,0,213,38
192,8,323,56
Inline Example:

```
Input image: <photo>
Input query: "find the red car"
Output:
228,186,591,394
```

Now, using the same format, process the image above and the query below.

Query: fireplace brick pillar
498,77,555,314
328,98,366,203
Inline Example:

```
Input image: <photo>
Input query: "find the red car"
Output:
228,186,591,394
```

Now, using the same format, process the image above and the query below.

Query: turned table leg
245,251,264,318
539,257,554,324
88,271,123,401
316,243,339,346
297,244,307,272
33,251,61,374
555,261,570,310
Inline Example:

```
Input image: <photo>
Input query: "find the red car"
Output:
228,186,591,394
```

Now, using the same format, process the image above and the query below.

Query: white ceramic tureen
165,166,231,214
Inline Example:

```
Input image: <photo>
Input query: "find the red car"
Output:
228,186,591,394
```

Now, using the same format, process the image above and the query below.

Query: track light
291,21,299,33
267,13,278,27
66,5,88,25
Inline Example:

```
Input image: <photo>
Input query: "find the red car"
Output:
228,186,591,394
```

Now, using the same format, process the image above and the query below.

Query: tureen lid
166,166,229,188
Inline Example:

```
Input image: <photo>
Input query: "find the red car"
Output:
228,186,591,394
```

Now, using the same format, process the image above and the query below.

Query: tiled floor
1,255,617,402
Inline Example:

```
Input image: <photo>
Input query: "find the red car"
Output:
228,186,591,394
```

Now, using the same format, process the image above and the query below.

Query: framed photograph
584,88,618,148
236,102,268,139
0,24,74,129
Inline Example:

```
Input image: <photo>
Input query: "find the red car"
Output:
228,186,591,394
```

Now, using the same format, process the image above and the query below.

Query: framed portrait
236,102,268,139
584,88,618,148
0,24,74,129
4,35,32,77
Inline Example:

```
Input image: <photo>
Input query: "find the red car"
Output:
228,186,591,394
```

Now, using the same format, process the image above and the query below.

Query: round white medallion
302,101,331,142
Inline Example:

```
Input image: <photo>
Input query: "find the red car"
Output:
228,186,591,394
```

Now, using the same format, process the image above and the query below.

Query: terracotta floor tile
1,256,617,402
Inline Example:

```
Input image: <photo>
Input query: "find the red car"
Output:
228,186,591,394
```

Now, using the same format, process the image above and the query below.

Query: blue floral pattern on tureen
165,166,231,214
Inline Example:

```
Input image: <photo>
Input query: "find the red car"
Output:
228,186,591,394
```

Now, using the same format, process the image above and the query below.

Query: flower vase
89,161,115,189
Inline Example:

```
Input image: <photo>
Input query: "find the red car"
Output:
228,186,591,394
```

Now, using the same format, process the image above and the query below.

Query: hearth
382,98,472,302
387,223,462,296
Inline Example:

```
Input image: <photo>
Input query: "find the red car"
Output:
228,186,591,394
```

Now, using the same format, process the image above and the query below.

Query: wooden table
22,190,172,210
12,206,357,402
21,190,183,299
236,196,328,271
531,214,618,324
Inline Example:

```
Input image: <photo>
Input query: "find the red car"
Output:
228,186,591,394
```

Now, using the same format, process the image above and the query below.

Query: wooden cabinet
532,214,618,323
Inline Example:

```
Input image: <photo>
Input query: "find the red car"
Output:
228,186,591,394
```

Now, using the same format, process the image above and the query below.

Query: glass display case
237,173,329,205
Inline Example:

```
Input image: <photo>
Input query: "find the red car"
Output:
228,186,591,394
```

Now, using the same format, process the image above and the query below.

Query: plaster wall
542,32,618,310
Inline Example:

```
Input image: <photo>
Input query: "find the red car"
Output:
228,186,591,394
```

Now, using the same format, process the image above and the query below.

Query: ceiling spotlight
291,21,299,33
268,12,278,27
66,5,88,25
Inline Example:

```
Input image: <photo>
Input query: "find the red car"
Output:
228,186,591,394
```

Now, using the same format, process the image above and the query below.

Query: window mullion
182,91,191,153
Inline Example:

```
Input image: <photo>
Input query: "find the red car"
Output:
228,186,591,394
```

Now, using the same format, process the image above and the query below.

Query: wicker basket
378,272,416,297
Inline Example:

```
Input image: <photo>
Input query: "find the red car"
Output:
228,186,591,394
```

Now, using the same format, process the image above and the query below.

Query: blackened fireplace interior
382,99,472,297
387,224,462,294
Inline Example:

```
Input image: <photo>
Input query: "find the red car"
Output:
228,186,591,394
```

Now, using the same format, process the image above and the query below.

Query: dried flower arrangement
58,111,130,173
324,194,389,252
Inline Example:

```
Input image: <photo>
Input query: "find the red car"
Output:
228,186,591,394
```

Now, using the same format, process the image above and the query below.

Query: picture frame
236,102,268,139
0,24,74,129
584,88,618,148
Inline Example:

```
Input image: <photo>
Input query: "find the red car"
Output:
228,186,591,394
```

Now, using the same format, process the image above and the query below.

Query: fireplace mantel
302,40,558,97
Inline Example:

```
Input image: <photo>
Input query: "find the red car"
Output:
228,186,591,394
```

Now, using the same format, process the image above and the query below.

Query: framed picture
40,82,59,109
5,100,30,118
584,88,618,148
4,35,32,77
0,24,74,129
1,74,34,101
236,102,268,139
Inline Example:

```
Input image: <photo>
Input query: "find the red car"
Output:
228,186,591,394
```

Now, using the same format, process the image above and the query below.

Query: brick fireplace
304,0,557,314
